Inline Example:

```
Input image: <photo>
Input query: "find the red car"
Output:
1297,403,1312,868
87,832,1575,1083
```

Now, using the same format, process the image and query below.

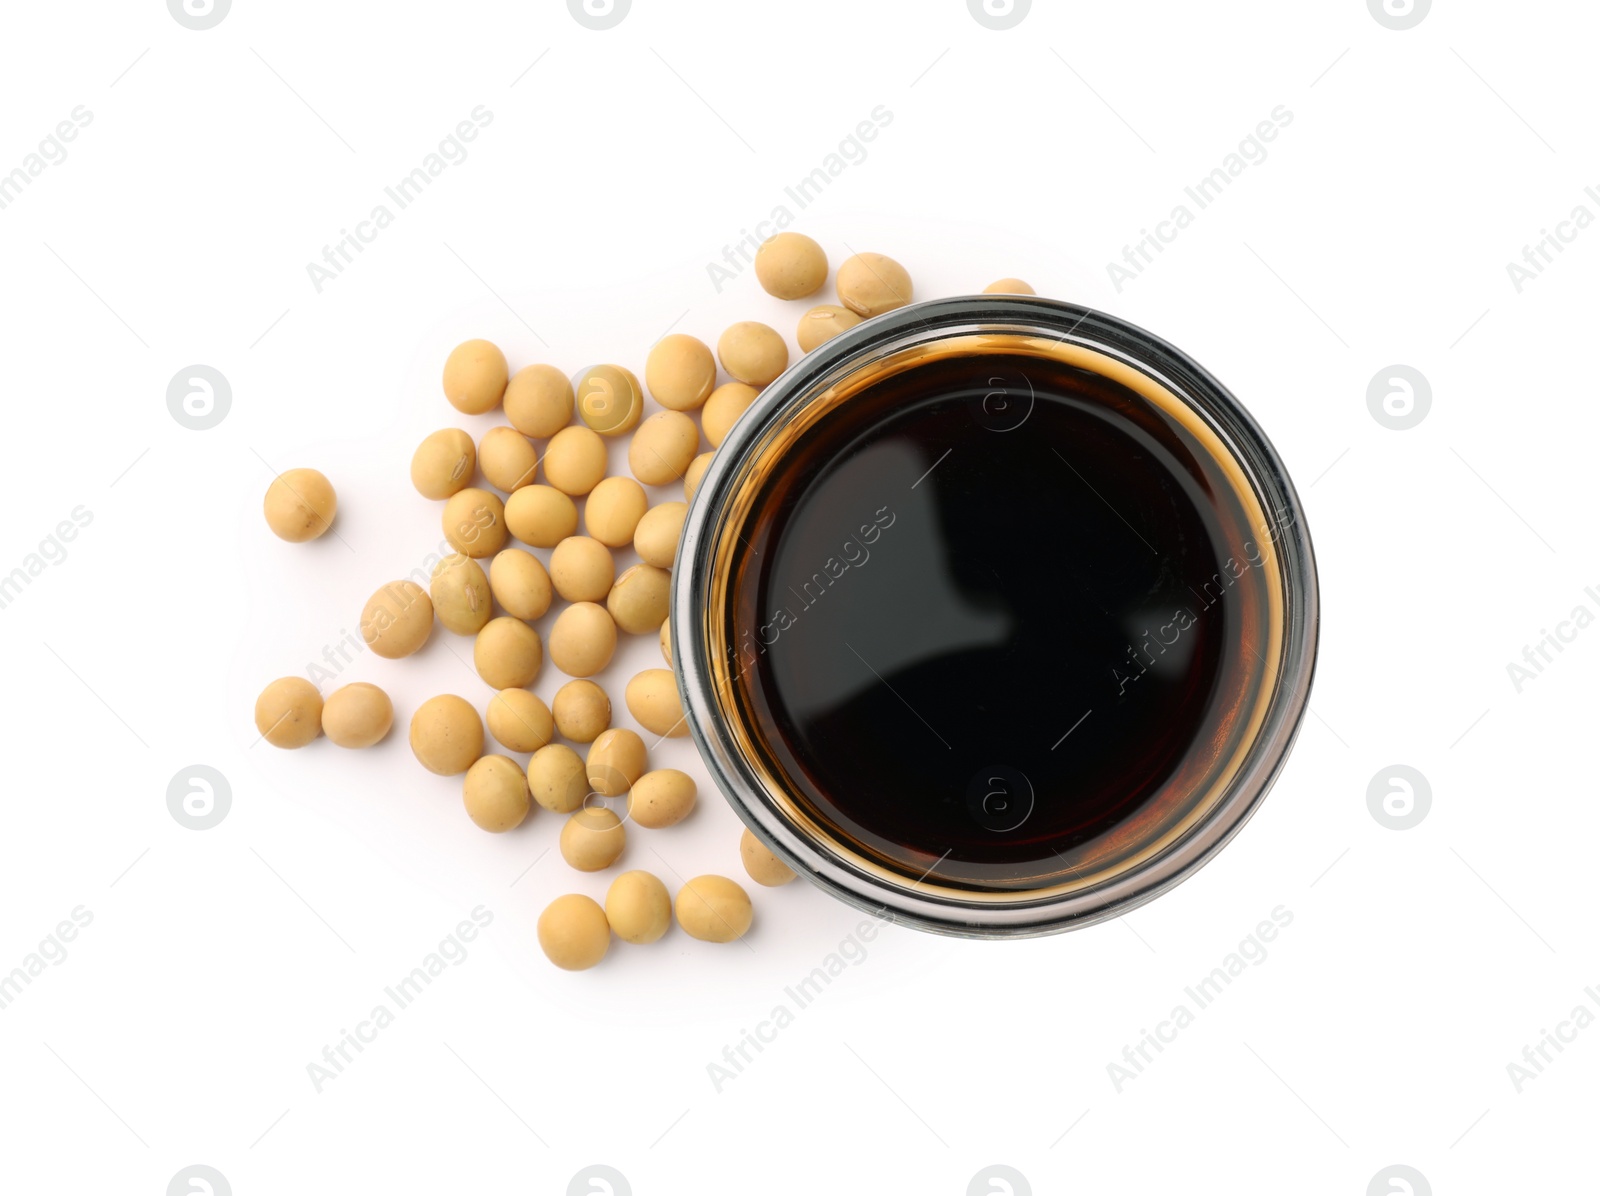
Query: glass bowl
672,295,1318,938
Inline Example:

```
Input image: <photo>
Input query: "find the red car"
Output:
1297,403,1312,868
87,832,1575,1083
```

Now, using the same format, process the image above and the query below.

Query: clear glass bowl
673,296,1319,938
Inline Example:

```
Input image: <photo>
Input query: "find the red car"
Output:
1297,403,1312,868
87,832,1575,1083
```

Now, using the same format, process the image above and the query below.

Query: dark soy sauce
727,351,1273,890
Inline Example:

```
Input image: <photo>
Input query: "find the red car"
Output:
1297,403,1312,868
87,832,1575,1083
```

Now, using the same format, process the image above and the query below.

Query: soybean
628,411,699,486
683,452,712,504
549,536,615,604
410,430,475,500
462,755,531,832
754,232,828,299
474,616,543,690
575,364,643,436
605,871,672,944
442,339,508,415
504,364,574,438
675,876,753,943
430,555,493,636
255,677,323,749
552,679,611,743
584,476,649,548
586,728,646,797
263,469,337,543
740,828,798,887
634,502,686,570
548,602,617,677
717,322,787,387
321,682,393,749
505,484,578,548
543,426,608,496
701,383,758,448
537,894,610,971
478,426,539,493
797,304,862,352
560,807,626,871
628,769,696,830
442,487,508,558
488,548,552,621
361,580,434,659
836,252,912,317
486,688,555,754
644,334,716,411
527,744,589,814
607,564,670,635
625,669,687,738
409,695,483,775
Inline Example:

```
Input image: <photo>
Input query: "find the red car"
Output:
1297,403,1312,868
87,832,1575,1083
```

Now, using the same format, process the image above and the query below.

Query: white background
0,1,1593,1193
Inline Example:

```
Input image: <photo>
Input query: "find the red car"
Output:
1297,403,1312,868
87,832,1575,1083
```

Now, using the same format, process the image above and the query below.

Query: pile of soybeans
252,233,1033,970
